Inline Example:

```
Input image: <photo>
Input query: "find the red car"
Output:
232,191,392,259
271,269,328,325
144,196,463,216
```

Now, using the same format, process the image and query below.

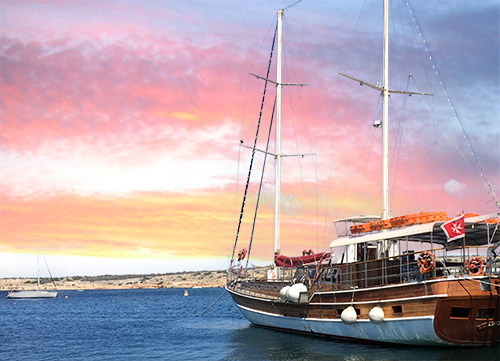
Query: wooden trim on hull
432,279,500,346
227,277,500,346
230,292,448,346
313,276,486,296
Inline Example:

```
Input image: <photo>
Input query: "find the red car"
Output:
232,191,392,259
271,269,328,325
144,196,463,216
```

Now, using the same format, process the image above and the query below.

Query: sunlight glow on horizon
1,1,498,277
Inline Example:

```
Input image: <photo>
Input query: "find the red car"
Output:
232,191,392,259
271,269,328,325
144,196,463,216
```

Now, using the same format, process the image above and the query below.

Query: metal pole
274,9,283,255
382,0,389,220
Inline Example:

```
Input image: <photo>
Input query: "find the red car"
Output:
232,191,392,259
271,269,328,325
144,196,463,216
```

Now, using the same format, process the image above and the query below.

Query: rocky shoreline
0,270,229,291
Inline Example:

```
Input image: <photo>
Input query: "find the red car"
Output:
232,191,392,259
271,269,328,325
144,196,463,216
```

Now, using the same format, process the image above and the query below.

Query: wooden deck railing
227,245,499,299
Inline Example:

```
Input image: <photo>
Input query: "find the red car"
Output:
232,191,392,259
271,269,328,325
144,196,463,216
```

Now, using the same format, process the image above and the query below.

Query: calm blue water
1,288,499,360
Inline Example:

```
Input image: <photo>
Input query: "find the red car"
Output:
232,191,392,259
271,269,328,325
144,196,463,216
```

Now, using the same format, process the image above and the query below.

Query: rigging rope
405,0,500,210
284,0,304,10
343,96,381,214
233,17,277,245
200,288,227,316
246,96,276,271
322,0,369,244
43,256,58,289
389,73,422,213
231,23,278,264
283,18,321,249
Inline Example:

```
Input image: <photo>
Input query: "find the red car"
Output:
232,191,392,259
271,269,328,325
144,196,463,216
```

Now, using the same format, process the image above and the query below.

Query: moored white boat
6,239,58,300
7,290,58,299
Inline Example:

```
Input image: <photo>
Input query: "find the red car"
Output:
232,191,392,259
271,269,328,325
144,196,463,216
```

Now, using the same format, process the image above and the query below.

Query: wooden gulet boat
227,2,500,347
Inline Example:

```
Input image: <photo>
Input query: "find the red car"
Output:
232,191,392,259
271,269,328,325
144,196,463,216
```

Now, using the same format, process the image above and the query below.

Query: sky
1,0,499,277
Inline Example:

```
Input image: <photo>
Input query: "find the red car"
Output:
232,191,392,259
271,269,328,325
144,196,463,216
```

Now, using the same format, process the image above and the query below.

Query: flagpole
459,213,466,273
462,219,466,274
440,213,466,273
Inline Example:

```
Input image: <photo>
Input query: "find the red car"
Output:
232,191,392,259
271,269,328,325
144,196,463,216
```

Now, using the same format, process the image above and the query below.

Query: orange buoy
418,251,435,275
465,256,484,276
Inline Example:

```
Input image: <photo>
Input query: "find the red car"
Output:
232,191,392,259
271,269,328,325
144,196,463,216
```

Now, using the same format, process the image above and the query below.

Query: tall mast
274,9,283,255
381,0,390,220
37,239,40,290
339,0,430,220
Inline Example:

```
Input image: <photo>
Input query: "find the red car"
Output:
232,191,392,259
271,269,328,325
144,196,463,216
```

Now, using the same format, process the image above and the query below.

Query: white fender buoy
369,306,385,323
287,283,307,303
279,286,291,301
341,306,357,325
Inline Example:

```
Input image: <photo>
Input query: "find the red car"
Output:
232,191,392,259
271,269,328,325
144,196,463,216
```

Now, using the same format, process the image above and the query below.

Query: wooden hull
227,276,500,346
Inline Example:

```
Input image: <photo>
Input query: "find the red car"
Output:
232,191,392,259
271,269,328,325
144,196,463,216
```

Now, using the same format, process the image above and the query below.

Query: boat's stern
433,276,500,346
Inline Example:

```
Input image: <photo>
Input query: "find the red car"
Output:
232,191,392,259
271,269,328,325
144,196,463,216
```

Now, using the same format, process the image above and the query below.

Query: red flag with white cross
440,214,465,242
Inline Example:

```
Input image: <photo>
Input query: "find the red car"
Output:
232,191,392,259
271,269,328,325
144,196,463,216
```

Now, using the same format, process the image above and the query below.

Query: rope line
283,16,321,249
233,16,278,244
231,23,278,264
284,0,304,10
390,73,411,214
246,96,276,271
200,288,227,316
405,0,499,210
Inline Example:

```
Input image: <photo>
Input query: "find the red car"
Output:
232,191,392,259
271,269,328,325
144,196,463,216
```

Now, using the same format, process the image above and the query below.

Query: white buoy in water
287,283,307,303
341,306,357,325
369,306,385,323
279,286,291,301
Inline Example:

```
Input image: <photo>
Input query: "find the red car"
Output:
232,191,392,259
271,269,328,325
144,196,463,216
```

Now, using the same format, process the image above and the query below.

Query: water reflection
226,323,500,361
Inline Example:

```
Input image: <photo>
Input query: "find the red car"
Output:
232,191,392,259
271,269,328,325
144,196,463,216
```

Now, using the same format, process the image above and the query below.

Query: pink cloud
0,1,498,277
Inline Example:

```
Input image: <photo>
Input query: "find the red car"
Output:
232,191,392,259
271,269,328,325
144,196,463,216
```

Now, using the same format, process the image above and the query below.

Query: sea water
1,288,499,360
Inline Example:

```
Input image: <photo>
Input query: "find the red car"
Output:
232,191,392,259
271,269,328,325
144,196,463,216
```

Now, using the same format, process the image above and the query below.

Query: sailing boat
227,1,500,347
6,240,58,299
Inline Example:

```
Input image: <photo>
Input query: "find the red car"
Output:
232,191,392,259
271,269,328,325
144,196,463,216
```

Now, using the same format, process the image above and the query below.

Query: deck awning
330,213,500,248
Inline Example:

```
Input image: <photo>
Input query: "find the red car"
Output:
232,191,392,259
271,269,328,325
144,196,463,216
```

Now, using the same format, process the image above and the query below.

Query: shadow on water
225,323,500,361
1,289,499,361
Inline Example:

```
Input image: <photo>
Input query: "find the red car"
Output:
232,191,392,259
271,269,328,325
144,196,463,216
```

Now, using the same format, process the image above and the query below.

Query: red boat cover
274,252,330,268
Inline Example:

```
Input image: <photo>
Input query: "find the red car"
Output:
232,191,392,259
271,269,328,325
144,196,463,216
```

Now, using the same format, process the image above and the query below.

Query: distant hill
0,269,228,290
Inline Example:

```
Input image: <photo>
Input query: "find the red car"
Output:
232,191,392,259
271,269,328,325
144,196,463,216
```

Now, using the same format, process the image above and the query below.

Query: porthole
392,305,403,314
476,308,495,319
450,307,470,318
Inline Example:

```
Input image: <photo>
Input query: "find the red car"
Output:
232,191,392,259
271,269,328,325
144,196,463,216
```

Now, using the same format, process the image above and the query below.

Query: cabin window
274,284,278,290
355,308,361,316
476,308,495,319
392,305,403,314
450,307,470,318
265,284,270,290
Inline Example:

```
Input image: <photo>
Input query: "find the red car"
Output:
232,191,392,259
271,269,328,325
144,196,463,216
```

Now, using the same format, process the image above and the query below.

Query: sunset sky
1,0,499,277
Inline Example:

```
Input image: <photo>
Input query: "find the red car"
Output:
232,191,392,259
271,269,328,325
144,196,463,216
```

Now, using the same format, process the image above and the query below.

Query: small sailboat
7,240,58,299
227,1,499,347
7,289,57,299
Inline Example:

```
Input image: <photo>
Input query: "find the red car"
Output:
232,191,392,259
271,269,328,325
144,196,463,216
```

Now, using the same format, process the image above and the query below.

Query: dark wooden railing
227,245,498,300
